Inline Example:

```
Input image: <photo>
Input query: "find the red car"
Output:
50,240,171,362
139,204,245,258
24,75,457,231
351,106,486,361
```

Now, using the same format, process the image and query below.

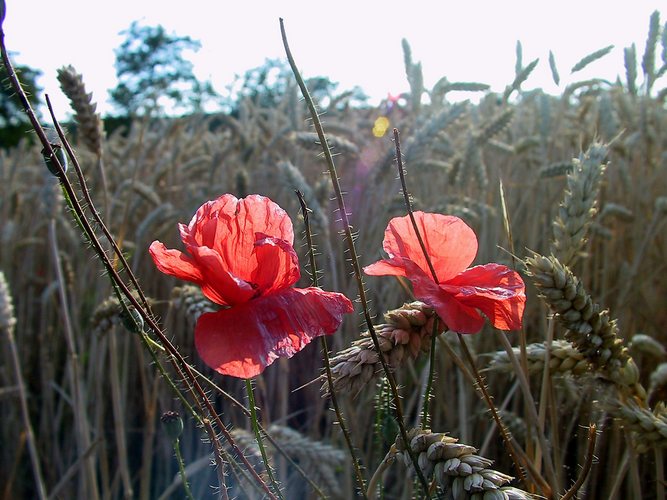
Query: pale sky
3,1,665,119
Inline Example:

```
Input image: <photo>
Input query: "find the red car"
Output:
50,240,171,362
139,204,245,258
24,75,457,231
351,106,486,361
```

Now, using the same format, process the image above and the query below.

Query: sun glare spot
372,116,390,138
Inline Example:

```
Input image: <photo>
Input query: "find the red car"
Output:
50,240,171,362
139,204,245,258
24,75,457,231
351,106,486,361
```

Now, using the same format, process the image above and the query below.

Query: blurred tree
0,59,41,148
109,21,216,117
225,58,367,115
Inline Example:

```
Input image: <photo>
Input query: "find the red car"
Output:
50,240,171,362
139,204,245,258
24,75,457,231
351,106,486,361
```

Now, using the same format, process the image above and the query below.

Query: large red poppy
364,212,525,333
149,194,353,378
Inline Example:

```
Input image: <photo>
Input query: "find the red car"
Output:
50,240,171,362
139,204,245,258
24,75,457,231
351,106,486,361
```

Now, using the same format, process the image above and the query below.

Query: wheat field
1,9,667,500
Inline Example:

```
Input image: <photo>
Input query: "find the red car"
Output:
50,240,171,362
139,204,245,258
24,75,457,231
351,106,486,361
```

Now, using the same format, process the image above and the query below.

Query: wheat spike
649,363,667,406
394,428,533,499
614,399,667,452
548,50,560,86
57,65,103,156
488,340,591,377
641,10,661,90
171,285,218,324
0,271,16,334
525,253,645,400
550,142,608,267
570,45,615,73
325,302,443,396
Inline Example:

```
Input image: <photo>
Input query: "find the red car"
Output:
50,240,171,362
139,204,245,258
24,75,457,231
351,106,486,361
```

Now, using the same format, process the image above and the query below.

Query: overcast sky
3,1,665,118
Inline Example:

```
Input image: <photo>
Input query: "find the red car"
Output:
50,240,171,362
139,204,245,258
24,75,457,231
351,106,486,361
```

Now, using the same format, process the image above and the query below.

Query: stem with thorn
280,19,431,497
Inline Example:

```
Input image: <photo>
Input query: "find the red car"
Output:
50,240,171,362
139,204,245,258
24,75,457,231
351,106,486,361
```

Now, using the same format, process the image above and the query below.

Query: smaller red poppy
364,212,525,334
149,194,353,378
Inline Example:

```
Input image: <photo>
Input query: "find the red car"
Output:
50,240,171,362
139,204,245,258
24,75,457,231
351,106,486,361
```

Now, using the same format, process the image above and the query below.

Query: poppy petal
363,257,409,277
252,234,300,294
402,260,486,333
187,245,256,306
381,213,478,281
195,288,354,378
443,264,526,331
149,241,204,283
182,194,295,285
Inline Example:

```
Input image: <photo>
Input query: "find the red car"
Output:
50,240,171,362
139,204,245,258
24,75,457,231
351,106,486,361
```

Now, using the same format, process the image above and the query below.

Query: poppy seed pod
160,411,183,441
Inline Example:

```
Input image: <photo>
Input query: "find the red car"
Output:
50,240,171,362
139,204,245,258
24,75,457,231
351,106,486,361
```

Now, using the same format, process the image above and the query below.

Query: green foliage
109,21,216,117
0,59,41,148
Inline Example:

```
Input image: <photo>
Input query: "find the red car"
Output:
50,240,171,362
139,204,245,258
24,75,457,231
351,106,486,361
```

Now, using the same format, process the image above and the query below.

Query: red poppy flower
363,212,525,333
149,194,353,378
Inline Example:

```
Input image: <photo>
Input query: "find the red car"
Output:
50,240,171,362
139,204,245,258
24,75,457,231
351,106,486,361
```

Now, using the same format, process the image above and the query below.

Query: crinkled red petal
187,245,256,306
442,264,526,331
148,240,204,284
381,213,478,281
194,287,353,378
402,259,486,333
180,194,295,288
252,234,300,294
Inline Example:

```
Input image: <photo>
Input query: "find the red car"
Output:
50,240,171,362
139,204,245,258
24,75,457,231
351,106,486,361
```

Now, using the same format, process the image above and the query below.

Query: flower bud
160,411,183,441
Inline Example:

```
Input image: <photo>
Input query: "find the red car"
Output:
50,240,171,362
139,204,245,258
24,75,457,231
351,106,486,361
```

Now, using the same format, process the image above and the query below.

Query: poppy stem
2,33,276,500
281,19,432,498
245,379,285,500
419,318,439,428
296,191,369,498
393,128,440,283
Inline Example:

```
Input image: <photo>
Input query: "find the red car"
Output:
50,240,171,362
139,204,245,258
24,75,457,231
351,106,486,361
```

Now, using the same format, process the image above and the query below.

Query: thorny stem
280,19,431,497
392,129,531,489
2,32,274,500
561,424,597,500
296,191,368,498
245,379,284,500
393,129,438,429
420,319,439,428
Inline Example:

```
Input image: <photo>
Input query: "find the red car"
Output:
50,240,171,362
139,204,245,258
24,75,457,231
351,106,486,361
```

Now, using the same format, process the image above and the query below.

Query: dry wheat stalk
525,254,645,400
394,428,532,499
57,65,103,156
488,340,591,377
550,143,608,267
325,301,443,396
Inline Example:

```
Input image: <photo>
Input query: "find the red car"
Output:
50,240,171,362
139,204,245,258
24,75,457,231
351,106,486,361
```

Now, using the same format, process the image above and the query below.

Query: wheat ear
525,254,645,400
57,65,103,156
325,302,443,396
394,428,533,499
488,340,590,377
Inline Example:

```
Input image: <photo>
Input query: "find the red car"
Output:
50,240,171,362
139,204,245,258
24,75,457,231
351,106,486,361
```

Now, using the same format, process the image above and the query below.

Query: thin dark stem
392,128,530,487
280,19,431,497
296,191,368,499
393,128,439,282
561,424,597,500
456,334,528,486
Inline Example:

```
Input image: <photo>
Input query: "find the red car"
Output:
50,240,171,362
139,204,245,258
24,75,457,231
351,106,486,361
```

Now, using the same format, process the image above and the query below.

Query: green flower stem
420,318,439,428
245,379,284,500
296,191,368,498
280,19,431,498
171,438,195,500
